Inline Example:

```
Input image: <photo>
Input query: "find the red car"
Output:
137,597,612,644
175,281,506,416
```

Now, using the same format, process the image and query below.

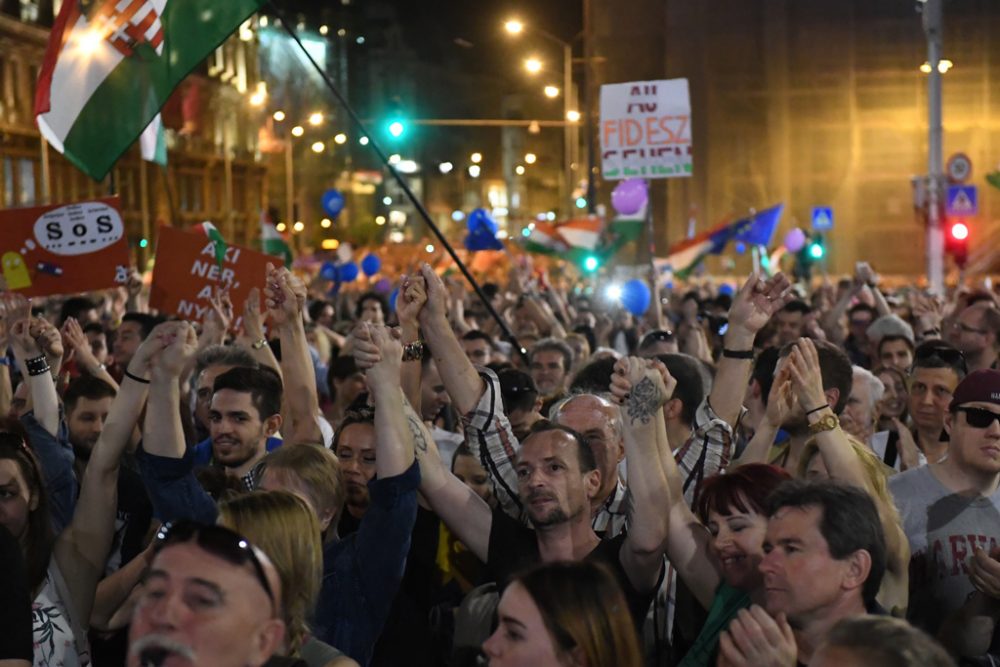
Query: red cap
949,369,1000,411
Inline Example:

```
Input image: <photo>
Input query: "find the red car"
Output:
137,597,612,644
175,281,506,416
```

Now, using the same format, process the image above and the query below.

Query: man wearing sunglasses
890,369,1000,659
128,522,287,667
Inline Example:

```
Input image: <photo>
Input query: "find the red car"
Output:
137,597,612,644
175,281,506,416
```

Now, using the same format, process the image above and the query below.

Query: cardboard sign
149,226,280,323
0,197,130,296
600,78,692,180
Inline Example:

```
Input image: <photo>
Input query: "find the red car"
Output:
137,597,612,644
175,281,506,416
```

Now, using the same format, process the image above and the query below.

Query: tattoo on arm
626,377,661,426
405,413,429,454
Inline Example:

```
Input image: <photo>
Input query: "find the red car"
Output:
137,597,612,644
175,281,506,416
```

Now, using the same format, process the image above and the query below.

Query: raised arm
198,289,232,351
395,274,427,412
240,287,281,376
417,263,486,416
265,264,322,445
62,317,118,390
730,366,794,468
609,357,720,608
712,273,792,427
357,323,415,476
53,320,160,632
10,318,60,437
609,357,671,593
143,322,199,460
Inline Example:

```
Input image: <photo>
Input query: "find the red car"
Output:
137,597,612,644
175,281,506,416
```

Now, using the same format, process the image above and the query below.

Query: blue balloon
734,242,747,255
319,261,337,281
389,287,400,312
718,283,735,297
361,253,381,277
464,228,504,252
467,207,497,234
621,279,651,316
321,189,346,218
338,261,359,282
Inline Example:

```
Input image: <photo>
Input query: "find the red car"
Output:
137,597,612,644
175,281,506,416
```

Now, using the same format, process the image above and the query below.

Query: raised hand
728,272,793,337
717,606,797,667
29,317,64,370
126,268,143,300
417,263,448,325
785,338,828,413
148,321,198,379
242,287,266,343
397,274,427,326
610,356,675,426
351,321,380,371
764,363,796,428
365,323,404,387
9,317,41,361
263,263,305,327
62,317,99,368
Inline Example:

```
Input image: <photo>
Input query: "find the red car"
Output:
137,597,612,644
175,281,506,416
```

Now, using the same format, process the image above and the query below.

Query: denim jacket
21,411,76,534
137,447,420,666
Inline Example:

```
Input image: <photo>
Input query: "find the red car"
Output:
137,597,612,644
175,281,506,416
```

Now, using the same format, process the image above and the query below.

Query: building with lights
0,0,267,264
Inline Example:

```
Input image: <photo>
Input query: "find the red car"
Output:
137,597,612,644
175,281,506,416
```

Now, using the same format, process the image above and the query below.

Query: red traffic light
950,222,969,241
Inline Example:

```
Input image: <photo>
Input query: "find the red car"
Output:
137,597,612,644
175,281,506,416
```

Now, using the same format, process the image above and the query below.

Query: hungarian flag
35,0,264,181
194,221,226,267
260,210,292,267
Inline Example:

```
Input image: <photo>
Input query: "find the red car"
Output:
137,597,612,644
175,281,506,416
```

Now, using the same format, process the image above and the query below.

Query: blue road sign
811,206,833,231
946,185,978,216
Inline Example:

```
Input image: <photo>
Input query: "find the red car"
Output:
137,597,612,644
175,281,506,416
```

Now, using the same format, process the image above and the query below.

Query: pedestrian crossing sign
811,206,833,231
946,185,978,216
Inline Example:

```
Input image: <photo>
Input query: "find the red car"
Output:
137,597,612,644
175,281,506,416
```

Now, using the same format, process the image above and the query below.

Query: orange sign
149,226,281,323
0,197,130,296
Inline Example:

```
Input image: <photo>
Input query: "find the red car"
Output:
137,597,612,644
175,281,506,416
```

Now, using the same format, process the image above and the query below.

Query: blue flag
735,204,784,247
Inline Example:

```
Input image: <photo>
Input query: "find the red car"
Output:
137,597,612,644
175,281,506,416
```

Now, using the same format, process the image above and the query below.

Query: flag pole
268,2,528,362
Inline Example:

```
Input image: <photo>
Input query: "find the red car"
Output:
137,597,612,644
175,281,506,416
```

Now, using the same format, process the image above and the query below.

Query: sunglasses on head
642,330,675,345
153,521,276,611
914,344,968,375
956,407,1000,429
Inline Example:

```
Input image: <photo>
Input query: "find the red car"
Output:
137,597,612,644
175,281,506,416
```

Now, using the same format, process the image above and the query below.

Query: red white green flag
35,0,265,181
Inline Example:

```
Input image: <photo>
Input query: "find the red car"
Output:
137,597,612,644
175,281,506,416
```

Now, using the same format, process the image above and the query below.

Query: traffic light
387,119,405,139
583,255,600,272
807,239,825,260
946,220,969,268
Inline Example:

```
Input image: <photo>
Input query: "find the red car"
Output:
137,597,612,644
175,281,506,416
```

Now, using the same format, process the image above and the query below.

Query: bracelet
722,348,754,360
922,328,941,337
806,404,829,415
251,337,269,350
24,354,50,377
402,340,426,362
124,369,150,384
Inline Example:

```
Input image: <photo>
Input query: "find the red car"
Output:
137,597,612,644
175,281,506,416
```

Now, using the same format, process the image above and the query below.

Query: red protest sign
0,197,131,296
149,226,281,323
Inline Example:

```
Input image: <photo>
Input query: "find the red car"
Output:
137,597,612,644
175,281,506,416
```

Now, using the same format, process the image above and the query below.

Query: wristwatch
252,337,269,350
808,413,840,435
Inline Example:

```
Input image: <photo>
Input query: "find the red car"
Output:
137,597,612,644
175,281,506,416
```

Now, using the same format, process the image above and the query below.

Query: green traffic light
583,256,599,272
139,238,148,248
388,120,405,138
575,197,587,209
808,242,824,259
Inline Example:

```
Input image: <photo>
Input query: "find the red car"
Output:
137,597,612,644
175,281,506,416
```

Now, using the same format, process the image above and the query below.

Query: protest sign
600,78,692,180
0,197,130,296
149,226,279,323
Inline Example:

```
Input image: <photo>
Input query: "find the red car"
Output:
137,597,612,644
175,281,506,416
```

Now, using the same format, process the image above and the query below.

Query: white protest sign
600,78,692,180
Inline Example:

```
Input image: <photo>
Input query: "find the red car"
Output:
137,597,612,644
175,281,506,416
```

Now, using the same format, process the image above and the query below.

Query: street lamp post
922,0,944,293
507,19,576,218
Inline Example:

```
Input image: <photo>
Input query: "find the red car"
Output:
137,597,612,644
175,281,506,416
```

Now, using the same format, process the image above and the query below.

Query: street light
359,136,369,146
439,161,454,174
311,141,325,153
320,218,332,228
468,165,481,178
525,153,537,164
504,19,524,35
544,85,560,98
293,221,305,233
308,112,324,126
273,110,286,122
920,58,953,73
515,165,525,175
524,57,543,74
334,133,347,144
566,110,581,122
276,222,287,232
291,125,304,137
470,152,483,164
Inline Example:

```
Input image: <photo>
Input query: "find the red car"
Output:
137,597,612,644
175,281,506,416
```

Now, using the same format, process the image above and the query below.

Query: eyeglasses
914,344,968,375
956,407,1000,429
153,521,276,611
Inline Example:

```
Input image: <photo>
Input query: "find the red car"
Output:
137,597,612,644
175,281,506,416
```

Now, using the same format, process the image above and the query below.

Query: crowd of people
1,256,999,667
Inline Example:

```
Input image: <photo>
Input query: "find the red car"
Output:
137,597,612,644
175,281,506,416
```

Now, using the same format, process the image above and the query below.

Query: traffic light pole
270,2,530,362
923,0,945,294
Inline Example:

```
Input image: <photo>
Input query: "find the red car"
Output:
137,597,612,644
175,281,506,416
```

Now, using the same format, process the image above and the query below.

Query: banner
149,226,279,323
600,78,692,180
0,197,130,296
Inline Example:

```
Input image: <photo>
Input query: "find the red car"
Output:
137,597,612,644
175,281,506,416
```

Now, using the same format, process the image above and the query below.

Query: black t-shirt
485,506,657,627
0,524,31,661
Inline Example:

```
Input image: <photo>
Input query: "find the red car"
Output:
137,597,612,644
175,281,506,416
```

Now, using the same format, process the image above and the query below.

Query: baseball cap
949,369,1000,411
